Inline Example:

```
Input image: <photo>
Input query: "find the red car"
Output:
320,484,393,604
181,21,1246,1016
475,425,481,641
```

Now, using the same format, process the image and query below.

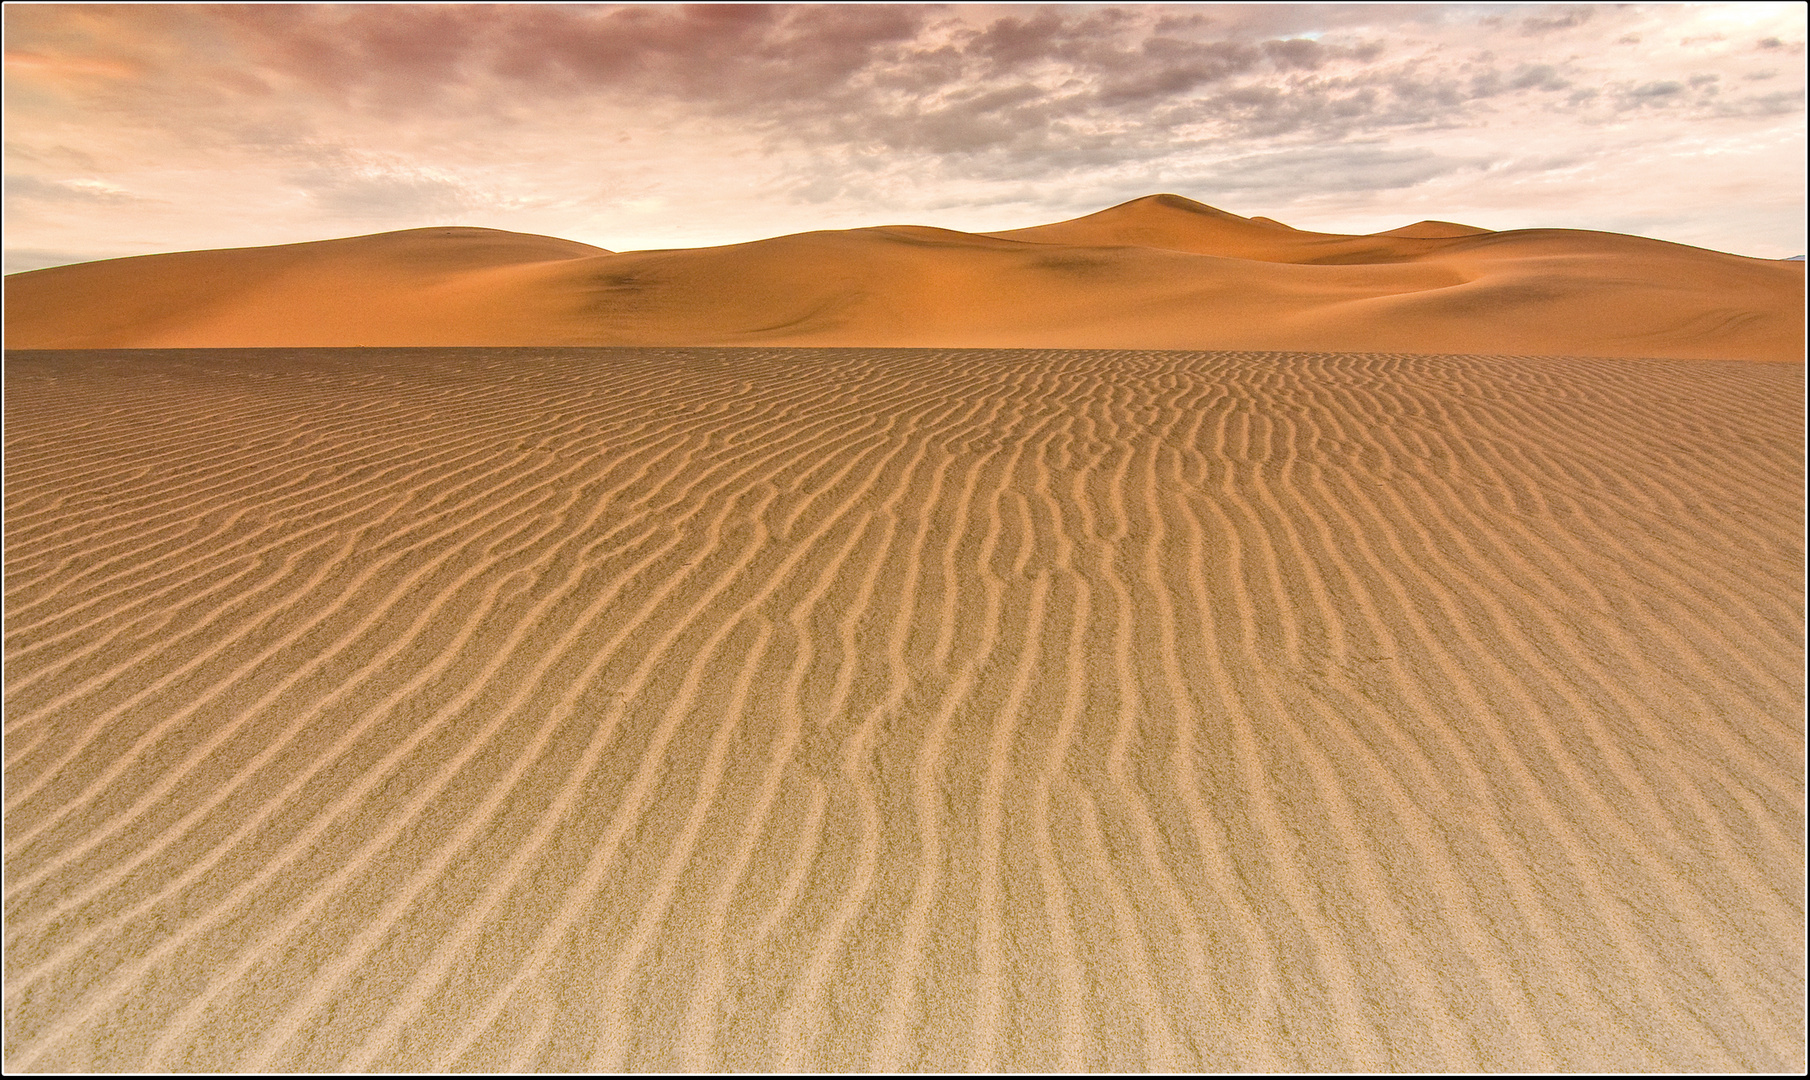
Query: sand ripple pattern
4,348,1803,1072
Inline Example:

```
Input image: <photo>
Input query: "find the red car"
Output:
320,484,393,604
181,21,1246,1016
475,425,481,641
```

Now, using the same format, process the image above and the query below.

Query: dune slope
4,196,1802,360
4,346,1803,1072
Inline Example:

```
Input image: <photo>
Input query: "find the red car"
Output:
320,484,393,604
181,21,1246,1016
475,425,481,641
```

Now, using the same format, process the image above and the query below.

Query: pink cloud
3,3,1804,265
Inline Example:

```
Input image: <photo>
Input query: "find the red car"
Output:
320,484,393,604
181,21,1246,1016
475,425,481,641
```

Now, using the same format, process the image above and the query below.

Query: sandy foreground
4,195,1804,361
3,347,1803,1072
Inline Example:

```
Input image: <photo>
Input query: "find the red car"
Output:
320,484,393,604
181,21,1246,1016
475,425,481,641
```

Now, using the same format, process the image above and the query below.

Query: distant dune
4,195,1802,360
5,347,1802,1071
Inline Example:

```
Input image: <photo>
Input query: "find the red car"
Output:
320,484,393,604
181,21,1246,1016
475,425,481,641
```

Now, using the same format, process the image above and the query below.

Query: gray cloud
291,170,471,220
1520,6,1595,37
5,174,146,205
1509,64,1570,91
1706,87,1807,118
3,141,105,170
5,3,1804,258
1190,145,1477,196
1628,80,1686,99
190,6,1477,166
21,3,1795,193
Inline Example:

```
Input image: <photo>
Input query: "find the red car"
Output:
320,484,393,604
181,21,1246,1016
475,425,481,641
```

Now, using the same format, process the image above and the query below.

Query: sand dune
4,347,1802,1071
5,195,1802,360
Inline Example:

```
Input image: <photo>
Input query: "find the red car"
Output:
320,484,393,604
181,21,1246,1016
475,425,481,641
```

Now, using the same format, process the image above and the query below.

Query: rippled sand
4,348,1803,1071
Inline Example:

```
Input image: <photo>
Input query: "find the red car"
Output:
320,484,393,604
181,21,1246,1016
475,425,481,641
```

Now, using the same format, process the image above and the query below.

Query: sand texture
5,195,1804,361
3,347,1804,1072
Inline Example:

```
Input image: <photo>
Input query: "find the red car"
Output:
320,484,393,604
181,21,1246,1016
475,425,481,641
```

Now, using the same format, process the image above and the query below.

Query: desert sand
3,345,1802,1071
4,195,1803,361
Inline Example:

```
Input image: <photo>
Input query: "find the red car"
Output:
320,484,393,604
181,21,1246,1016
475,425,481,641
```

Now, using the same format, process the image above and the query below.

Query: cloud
1192,145,1477,196
1520,6,1595,37
3,2,1804,257
291,168,472,220
113,5,1497,169
10,3,1791,181
5,174,146,205
1627,80,1687,100
1508,64,1569,91
1755,35,1806,54
1705,87,1806,118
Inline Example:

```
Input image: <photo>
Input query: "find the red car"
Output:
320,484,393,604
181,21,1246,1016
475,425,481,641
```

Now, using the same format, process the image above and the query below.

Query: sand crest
4,347,1802,1071
4,195,1803,360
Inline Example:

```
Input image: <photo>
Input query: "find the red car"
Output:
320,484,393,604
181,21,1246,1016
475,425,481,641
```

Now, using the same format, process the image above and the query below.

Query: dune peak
1378,220,1495,239
1102,193,1250,220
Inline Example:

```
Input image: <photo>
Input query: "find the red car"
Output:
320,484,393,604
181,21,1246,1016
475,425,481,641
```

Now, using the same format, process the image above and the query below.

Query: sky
4,2,1806,273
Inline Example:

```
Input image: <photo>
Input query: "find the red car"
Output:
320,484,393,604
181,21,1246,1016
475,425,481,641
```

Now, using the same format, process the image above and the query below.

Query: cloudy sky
4,2,1806,272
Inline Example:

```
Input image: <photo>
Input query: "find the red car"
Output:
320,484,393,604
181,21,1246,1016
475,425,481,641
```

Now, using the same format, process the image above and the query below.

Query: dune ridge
4,346,1803,1072
4,195,1802,360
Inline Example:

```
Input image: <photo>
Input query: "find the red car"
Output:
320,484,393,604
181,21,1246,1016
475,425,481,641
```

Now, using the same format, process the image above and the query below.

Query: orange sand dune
4,194,1803,359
